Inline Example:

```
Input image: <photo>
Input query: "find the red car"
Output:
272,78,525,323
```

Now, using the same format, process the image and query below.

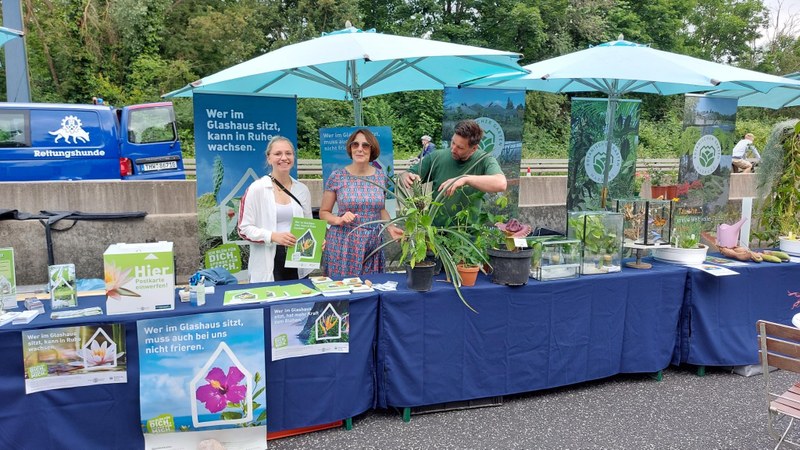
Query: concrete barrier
1,174,758,284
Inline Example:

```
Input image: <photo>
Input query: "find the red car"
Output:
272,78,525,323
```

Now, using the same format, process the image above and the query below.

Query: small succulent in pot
495,219,533,251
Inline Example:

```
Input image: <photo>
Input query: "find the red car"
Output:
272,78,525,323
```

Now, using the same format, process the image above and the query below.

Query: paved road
269,365,798,449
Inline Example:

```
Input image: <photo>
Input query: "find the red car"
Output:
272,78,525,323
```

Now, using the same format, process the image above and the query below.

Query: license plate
142,161,178,172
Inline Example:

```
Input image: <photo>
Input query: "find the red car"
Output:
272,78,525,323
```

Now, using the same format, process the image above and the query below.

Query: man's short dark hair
454,120,484,147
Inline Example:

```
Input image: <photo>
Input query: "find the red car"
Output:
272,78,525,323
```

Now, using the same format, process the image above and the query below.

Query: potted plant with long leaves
753,120,800,255
487,216,534,286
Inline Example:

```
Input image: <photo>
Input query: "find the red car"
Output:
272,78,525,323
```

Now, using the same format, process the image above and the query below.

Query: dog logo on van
49,115,90,144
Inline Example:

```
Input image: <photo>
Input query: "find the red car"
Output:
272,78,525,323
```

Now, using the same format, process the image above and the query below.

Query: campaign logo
584,141,622,184
475,117,505,154
692,134,721,176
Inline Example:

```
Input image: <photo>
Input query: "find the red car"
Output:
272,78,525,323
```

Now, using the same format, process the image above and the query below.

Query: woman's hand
271,231,297,246
337,211,357,225
387,225,404,241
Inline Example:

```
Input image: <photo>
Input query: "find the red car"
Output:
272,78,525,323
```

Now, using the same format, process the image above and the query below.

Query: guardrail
183,157,680,178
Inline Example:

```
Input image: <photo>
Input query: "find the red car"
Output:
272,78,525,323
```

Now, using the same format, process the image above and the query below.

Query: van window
128,106,176,144
0,111,30,147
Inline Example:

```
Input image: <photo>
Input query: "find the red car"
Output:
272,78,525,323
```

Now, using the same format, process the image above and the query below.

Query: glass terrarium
529,238,582,281
614,198,673,246
567,211,624,275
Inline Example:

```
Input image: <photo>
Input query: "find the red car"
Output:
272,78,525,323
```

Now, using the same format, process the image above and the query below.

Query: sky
763,0,800,42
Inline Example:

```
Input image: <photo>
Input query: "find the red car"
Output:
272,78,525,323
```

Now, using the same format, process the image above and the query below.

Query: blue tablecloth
376,263,688,408
675,258,800,366
0,283,378,449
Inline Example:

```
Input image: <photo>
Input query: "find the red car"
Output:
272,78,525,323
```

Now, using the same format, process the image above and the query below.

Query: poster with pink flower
21,324,127,394
137,309,266,450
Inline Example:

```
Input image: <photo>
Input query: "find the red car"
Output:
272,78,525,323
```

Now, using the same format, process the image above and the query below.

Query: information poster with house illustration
676,95,737,245
270,300,349,361
285,217,327,269
48,263,77,309
21,324,127,394
566,98,641,212
137,309,266,450
443,86,525,217
194,92,297,279
0,248,16,309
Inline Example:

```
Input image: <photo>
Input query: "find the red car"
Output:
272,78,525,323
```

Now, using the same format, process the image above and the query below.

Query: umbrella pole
349,60,363,126
600,94,619,209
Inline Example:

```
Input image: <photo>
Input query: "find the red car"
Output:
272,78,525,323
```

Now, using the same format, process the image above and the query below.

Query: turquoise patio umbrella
0,26,23,46
705,72,800,109
165,26,526,125
465,38,800,205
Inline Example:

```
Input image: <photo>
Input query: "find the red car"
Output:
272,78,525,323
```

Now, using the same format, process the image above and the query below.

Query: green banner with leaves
566,98,640,211
676,95,737,243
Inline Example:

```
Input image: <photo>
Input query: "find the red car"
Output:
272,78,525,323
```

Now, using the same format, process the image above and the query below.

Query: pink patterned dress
322,168,388,278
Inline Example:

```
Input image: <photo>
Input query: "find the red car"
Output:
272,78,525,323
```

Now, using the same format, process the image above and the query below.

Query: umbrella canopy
0,26,23,47
705,72,800,109
165,26,526,125
466,39,800,206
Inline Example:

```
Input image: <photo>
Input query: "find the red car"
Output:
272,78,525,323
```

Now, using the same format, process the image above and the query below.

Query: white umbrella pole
349,60,363,126
600,94,619,208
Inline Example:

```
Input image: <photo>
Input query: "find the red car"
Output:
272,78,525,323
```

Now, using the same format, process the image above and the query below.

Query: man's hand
387,225,404,241
400,171,421,188
438,176,468,197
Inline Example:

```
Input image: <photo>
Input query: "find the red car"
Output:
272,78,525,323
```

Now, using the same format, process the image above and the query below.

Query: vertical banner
138,309,266,450
443,87,525,217
22,324,127,394
194,92,298,278
0,247,16,309
270,299,349,361
677,95,737,243
567,98,640,212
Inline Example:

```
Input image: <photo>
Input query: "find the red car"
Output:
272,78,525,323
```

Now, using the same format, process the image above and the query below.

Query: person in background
238,136,312,282
400,119,507,225
731,132,761,173
319,128,403,278
420,135,436,159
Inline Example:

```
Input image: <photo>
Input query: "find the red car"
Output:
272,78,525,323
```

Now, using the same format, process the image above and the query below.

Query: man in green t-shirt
399,119,507,223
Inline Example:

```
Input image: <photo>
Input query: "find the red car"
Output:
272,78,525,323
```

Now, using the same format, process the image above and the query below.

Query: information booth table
375,263,688,410
0,284,378,449
675,260,800,367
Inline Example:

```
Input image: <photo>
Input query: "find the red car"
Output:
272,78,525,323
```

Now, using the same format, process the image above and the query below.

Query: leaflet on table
284,217,327,269
137,309,266,450
270,299,349,361
704,255,750,267
0,248,16,309
223,283,320,305
21,324,127,394
688,263,740,276
49,263,78,309
310,276,372,296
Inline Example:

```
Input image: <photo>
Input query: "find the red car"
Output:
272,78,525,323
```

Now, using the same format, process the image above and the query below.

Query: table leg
402,407,411,423
649,370,663,382
345,417,353,430
696,365,706,377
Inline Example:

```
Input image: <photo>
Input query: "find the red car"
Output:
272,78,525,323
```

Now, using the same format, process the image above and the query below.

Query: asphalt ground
268,365,800,450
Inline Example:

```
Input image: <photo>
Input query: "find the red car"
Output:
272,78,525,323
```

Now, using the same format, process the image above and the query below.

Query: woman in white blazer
238,137,312,282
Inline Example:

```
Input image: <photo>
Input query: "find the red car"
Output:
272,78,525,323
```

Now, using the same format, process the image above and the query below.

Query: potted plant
487,218,534,285
567,211,624,274
652,220,708,264
646,166,678,200
753,120,800,255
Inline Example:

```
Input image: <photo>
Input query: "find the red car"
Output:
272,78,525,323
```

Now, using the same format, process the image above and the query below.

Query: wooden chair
758,320,800,448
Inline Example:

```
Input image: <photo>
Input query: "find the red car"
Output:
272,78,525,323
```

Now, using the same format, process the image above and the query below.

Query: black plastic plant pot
405,262,436,292
487,247,534,286
424,251,442,275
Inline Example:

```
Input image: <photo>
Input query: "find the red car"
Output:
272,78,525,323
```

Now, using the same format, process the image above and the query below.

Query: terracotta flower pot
651,185,678,200
456,264,480,287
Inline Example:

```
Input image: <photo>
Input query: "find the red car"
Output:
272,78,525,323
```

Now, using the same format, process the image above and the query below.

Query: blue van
0,102,185,181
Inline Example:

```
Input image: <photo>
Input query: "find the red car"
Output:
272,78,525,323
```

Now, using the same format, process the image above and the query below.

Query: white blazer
237,176,313,282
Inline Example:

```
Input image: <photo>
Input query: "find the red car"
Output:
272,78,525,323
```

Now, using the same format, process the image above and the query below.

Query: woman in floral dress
319,129,403,278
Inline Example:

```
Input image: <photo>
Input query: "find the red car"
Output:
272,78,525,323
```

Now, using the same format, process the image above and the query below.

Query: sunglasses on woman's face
350,141,371,150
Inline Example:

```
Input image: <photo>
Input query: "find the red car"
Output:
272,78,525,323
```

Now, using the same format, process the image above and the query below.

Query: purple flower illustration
195,366,247,413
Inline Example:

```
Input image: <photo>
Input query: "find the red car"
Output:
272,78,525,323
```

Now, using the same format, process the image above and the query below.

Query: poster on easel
138,310,266,450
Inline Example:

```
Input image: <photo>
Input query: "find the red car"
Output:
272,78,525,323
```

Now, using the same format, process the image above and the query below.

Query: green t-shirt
409,149,503,224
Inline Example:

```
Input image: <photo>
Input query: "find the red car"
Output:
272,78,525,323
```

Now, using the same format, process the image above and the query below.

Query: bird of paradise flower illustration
104,262,140,300
318,313,339,337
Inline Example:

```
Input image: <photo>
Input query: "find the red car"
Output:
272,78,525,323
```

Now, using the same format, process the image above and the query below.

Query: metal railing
183,157,680,178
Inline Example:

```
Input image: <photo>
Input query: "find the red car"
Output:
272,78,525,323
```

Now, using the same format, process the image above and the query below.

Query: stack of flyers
310,277,373,297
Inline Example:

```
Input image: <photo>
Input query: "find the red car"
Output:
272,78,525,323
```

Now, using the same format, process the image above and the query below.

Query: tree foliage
1,0,797,159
